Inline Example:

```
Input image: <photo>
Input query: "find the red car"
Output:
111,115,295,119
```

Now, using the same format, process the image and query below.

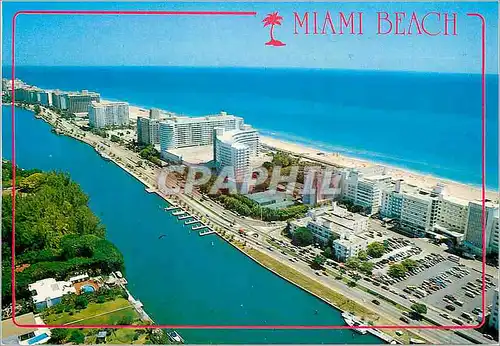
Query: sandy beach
260,136,498,203
129,105,149,120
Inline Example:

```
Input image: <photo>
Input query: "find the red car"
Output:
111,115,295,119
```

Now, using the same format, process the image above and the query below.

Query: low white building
333,234,369,262
341,166,392,215
290,202,369,245
28,278,76,310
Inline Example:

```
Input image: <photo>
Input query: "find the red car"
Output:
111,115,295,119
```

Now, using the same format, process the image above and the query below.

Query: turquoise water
81,285,95,293
27,333,49,345
2,106,381,344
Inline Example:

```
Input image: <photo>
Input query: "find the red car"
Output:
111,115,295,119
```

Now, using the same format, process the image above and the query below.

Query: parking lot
395,258,498,324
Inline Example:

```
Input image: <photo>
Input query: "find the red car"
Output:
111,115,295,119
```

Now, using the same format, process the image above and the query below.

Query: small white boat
342,312,368,334
168,330,184,343
410,338,426,344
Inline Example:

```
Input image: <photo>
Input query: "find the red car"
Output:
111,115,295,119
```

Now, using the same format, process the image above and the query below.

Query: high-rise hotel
88,101,130,128
137,109,162,146
213,125,260,180
159,112,243,152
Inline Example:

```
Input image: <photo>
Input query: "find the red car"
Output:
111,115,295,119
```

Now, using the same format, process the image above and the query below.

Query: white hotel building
341,167,392,215
290,202,369,246
381,182,474,239
333,234,369,261
88,101,130,128
159,112,243,153
213,125,260,180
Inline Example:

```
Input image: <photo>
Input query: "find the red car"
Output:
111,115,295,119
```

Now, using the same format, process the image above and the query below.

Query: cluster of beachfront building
137,110,261,180
4,79,130,128
291,165,499,262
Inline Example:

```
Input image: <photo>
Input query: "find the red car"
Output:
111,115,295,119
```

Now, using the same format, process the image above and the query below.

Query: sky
2,1,499,73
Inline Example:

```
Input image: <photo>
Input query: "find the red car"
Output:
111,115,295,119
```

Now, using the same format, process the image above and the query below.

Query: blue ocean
3,66,499,189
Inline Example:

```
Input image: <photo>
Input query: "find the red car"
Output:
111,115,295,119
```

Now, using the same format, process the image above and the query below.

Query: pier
165,205,180,211
178,214,192,220
172,210,186,216
199,229,216,236
191,224,208,231
185,219,200,225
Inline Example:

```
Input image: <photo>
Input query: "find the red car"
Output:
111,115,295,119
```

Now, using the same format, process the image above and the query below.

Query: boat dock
172,210,186,216
192,225,208,231
185,219,200,225
178,214,192,220
165,205,180,211
199,229,216,236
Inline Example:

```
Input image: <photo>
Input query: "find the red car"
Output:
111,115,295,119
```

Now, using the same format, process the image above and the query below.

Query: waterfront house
28,278,76,310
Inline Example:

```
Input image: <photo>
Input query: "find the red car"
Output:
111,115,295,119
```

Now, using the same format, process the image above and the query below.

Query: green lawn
44,298,136,325
79,307,139,325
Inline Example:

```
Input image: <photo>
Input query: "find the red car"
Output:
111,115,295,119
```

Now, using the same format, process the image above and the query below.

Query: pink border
10,10,488,333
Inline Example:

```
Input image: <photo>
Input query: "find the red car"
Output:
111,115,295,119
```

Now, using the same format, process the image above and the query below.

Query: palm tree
262,12,286,46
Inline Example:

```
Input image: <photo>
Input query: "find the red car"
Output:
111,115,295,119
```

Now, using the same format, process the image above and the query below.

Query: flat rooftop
167,145,213,165
28,278,76,304
163,113,241,124
1,313,36,338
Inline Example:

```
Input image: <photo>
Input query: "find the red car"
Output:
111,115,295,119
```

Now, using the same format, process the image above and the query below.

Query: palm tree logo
262,12,286,47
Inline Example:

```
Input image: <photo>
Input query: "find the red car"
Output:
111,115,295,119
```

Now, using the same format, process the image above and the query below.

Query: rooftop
334,234,368,247
28,278,76,304
163,112,241,124
1,313,36,338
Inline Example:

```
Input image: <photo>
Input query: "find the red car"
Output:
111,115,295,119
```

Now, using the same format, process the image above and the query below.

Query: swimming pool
81,284,95,293
27,333,49,345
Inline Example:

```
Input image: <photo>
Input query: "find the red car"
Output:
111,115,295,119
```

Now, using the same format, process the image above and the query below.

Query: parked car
400,316,410,323
372,300,380,305
446,305,456,311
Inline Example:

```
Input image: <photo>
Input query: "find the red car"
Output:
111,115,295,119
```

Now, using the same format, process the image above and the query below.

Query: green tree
345,257,360,270
49,329,69,344
388,263,408,278
75,295,89,309
312,254,326,269
292,227,313,246
357,250,368,261
18,172,46,192
323,247,333,259
69,330,85,344
359,261,374,275
110,134,120,143
34,104,41,115
411,303,427,315
411,303,427,320
401,258,418,271
366,242,385,258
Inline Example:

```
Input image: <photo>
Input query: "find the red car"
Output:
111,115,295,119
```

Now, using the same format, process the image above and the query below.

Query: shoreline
121,101,497,202
259,135,498,203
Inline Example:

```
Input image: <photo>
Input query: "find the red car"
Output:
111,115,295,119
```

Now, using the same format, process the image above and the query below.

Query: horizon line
3,65,499,76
